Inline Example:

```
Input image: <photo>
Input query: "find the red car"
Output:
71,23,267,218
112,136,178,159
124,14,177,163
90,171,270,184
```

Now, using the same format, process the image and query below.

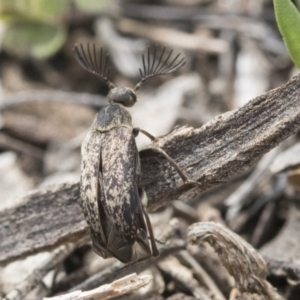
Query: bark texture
1,74,300,265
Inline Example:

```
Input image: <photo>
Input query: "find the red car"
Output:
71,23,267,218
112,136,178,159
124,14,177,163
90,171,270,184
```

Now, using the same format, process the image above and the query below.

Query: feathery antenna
134,47,186,91
73,43,115,89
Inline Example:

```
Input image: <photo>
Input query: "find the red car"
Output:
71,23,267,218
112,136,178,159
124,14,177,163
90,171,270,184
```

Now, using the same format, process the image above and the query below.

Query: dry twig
0,91,106,111
117,18,228,54
187,222,282,299
2,74,300,265
3,243,81,300
43,273,152,300
158,256,211,300
177,250,225,300
0,132,44,159
69,238,185,292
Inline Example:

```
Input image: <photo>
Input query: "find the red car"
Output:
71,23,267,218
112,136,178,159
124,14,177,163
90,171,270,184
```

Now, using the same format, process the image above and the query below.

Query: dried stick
2,74,300,265
3,243,80,300
158,256,211,300
43,273,152,300
117,18,228,54
0,132,44,159
0,90,106,111
69,238,185,292
0,184,89,266
187,222,283,300
177,250,226,300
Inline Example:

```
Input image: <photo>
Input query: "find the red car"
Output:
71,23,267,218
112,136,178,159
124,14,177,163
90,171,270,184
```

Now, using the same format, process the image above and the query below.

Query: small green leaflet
274,0,300,69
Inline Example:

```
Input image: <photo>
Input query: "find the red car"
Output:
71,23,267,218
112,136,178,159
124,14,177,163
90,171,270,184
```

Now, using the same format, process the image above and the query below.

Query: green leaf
0,0,70,21
0,0,21,13
23,0,70,19
274,0,300,69
74,0,111,12
3,22,66,58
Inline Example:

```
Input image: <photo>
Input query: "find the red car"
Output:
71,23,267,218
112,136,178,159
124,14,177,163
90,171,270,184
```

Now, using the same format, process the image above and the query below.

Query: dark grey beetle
73,44,188,263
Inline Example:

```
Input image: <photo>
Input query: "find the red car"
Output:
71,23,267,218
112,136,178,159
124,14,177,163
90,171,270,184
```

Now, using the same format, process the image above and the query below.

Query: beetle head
107,87,137,107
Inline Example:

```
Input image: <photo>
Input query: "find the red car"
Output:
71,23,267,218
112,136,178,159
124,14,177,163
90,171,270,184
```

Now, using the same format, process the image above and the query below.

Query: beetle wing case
80,104,155,263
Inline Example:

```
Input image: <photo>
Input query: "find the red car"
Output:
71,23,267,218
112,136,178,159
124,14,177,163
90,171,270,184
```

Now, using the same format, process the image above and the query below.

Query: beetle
73,44,191,263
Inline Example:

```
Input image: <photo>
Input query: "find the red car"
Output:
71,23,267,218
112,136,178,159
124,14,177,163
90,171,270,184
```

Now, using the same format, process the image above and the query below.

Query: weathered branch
69,238,185,292
4,243,80,300
1,74,300,265
43,273,152,300
0,90,106,111
187,222,281,299
0,184,89,266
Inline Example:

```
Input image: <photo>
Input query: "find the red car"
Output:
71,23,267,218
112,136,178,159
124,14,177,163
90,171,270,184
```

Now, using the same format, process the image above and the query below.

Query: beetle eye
128,95,136,106
122,92,136,107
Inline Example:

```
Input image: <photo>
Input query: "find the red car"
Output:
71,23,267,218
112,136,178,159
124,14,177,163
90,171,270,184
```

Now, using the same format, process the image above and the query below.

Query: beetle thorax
107,87,137,107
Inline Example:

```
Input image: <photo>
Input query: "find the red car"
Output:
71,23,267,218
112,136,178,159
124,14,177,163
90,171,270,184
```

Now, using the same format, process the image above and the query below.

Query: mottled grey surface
2,74,300,265
80,103,154,263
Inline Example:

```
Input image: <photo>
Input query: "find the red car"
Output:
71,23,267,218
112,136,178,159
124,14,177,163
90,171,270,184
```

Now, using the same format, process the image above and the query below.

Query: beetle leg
139,187,164,244
134,127,156,140
134,127,200,186
139,188,159,256
142,208,159,257
132,127,140,137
